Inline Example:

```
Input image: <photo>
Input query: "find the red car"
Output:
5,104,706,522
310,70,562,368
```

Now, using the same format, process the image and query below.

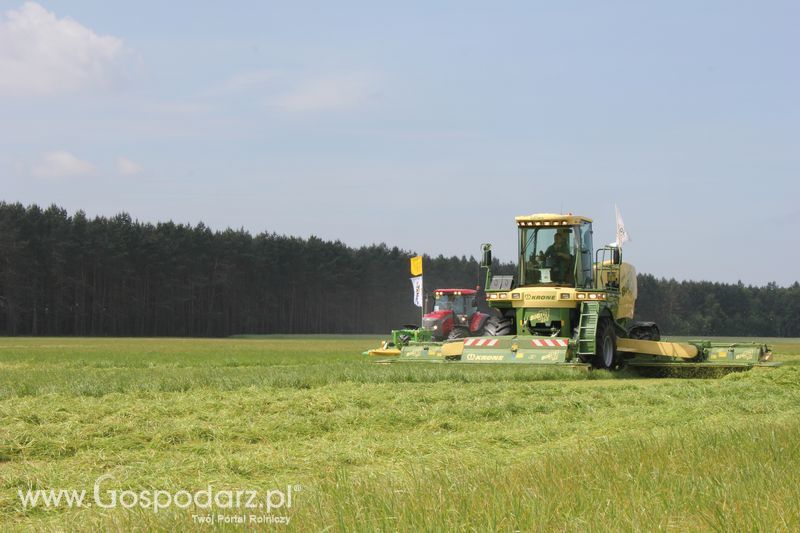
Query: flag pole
410,255,424,325
420,275,424,325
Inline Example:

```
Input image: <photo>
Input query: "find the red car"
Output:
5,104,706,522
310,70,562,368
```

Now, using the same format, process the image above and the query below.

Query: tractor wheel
447,326,469,340
630,323,661,341
593,318,618,369
484,316,515,336
648,324,661,341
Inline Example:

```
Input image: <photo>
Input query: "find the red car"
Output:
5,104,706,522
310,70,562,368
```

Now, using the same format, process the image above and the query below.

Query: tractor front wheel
593,319,618,369
447,326,469,340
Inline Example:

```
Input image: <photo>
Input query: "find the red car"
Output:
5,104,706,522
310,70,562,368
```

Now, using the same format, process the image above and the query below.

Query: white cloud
117,156,141,176
273,74,379,113
31,150,95,179
0,2,127,94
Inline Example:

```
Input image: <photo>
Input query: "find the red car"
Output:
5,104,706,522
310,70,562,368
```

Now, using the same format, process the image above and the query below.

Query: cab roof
434,288,477,295
515,213,592,226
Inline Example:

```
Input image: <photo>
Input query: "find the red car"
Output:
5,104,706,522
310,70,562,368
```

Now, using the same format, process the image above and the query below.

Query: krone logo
465,353,504,361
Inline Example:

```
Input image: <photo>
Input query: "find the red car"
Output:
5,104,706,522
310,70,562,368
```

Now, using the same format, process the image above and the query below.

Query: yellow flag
410,255,423,276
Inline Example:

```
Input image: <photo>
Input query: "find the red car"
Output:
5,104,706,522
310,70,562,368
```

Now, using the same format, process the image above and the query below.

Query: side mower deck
367,335,776,370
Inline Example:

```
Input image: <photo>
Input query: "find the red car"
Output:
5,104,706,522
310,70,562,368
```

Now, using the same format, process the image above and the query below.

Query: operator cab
517,214,594,288
433,289,477,321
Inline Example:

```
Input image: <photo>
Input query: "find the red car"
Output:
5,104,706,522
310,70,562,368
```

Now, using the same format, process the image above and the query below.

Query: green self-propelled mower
369,212,776,370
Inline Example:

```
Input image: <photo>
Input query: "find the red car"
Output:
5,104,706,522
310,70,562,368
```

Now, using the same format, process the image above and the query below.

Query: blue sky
1,1,797,285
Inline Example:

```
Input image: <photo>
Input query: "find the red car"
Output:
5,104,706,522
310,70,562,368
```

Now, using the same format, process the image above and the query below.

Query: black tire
593,318,618,369
630,324,660,341
447,326,469,340
484,316,515,336
649,325,661,341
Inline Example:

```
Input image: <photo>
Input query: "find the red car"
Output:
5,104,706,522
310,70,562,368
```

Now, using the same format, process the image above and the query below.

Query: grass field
1,336,799,531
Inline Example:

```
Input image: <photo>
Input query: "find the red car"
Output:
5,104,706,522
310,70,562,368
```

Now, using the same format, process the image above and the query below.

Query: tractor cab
422,289,489,340
432,289,476,316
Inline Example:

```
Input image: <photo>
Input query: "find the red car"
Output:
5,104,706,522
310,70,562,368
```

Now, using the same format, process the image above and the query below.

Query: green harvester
371,212,777,370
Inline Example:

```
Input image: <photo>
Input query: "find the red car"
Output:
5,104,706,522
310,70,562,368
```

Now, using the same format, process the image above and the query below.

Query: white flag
615,204,630,247
410,276,423,308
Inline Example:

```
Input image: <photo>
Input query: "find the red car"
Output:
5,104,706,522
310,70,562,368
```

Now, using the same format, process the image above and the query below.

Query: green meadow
1,336,799,531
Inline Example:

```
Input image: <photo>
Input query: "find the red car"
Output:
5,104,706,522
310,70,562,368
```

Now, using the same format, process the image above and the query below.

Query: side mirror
481,244,492,268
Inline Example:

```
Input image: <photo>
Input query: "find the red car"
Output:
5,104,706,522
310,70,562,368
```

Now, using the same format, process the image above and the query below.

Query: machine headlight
589,293,597,299
577,293,586,299
511,292,521,299
560,293,570,299
499,293,507,299
433,325,438,330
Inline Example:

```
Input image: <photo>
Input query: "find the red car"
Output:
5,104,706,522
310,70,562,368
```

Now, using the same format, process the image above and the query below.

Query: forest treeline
0,202,798,337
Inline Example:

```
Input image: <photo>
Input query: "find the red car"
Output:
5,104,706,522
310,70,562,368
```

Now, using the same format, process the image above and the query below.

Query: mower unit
369,212,777,371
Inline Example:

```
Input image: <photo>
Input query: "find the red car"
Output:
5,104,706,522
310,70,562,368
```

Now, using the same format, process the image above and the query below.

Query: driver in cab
543,229,575,284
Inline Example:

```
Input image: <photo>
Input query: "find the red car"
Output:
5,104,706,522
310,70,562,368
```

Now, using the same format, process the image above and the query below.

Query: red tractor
422,289,490,341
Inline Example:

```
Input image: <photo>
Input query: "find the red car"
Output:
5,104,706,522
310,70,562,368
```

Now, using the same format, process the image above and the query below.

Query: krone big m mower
371,212,776,370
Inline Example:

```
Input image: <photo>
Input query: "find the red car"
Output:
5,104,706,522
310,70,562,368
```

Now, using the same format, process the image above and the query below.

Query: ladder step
576,301,600,356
